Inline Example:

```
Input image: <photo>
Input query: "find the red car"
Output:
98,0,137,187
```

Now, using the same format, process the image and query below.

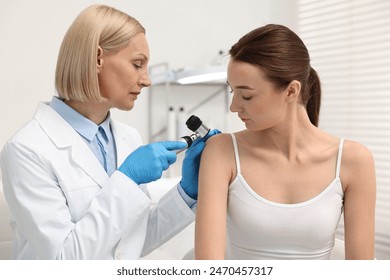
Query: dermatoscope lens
186,115,202,132
176,115,211,154
185,115,210,138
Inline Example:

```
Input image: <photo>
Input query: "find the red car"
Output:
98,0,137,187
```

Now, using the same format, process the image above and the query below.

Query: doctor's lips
239,116,250,122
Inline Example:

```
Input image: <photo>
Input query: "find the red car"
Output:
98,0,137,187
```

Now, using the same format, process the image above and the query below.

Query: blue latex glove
180,129,221,199
119,141,187,184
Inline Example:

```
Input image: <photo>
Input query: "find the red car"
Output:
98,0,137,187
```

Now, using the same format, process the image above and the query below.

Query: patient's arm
342,141,376,259
195,134,235,259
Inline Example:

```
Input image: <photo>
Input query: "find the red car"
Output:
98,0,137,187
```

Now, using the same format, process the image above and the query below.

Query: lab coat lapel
111,121,140,167
34,102,109,187
70,137,109,187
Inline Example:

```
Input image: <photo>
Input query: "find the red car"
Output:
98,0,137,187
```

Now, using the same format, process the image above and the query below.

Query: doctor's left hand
180,129,221,200
119,141,187,184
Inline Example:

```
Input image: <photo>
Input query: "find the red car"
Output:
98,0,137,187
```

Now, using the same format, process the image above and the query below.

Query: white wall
0,0,298,147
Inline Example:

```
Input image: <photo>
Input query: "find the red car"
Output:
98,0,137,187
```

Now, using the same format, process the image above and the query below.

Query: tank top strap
335,138,345,178
230,133,241,174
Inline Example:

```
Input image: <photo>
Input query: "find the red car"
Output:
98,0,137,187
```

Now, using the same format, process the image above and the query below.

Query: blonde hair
55,4,145,102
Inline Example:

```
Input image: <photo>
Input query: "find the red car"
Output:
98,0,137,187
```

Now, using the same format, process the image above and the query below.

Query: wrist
177,184,197,208
180,179,198,200
118,166,139,185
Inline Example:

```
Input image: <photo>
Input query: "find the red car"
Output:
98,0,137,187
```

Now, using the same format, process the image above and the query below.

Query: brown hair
55,4,145,102
229,24,321,126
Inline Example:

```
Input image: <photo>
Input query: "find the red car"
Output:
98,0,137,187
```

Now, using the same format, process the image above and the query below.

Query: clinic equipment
186,115,211,139
176,115,211,154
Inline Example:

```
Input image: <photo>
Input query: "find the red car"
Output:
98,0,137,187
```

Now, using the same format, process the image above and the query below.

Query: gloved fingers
202,129,221,142
165,150,178,166
156,143,178,169
190,137,202,148
185,140,205,160
160,158,170,171
160,141,188,151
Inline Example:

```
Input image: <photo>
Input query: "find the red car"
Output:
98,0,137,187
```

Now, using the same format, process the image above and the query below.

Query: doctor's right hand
118,141,187,185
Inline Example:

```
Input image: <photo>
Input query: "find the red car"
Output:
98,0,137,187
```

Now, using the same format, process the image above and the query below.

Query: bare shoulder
202,132,236,178
342,140,375,165
204,132,234,150
341,140,376,190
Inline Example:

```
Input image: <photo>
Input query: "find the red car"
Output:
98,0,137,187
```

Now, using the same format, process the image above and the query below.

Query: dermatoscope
176,115,211,154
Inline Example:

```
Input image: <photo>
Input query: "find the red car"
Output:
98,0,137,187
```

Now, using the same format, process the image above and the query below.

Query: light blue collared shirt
50,97,117,176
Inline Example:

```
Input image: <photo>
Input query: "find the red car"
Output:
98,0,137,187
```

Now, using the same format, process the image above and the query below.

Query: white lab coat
0,102,194,259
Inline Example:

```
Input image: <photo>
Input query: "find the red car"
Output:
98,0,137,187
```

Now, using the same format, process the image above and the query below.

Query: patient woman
195,24,376,260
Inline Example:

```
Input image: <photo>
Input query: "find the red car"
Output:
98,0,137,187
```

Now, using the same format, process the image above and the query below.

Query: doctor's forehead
127,33,149,56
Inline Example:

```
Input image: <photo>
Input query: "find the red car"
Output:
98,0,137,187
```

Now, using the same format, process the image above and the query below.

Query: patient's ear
285,80,301,103
97,46,104,73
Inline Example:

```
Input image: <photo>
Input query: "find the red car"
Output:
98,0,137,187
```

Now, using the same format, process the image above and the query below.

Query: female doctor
0,4,217,259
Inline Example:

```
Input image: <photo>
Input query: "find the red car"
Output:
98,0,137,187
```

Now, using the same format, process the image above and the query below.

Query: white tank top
226,134,345,259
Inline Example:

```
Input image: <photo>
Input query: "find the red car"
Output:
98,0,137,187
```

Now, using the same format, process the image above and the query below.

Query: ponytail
305,67,321,127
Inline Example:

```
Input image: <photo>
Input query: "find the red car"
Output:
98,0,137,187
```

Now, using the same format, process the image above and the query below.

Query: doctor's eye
132,60,144,69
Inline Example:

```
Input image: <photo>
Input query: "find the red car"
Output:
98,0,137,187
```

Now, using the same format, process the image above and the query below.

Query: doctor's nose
139,72,152,88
